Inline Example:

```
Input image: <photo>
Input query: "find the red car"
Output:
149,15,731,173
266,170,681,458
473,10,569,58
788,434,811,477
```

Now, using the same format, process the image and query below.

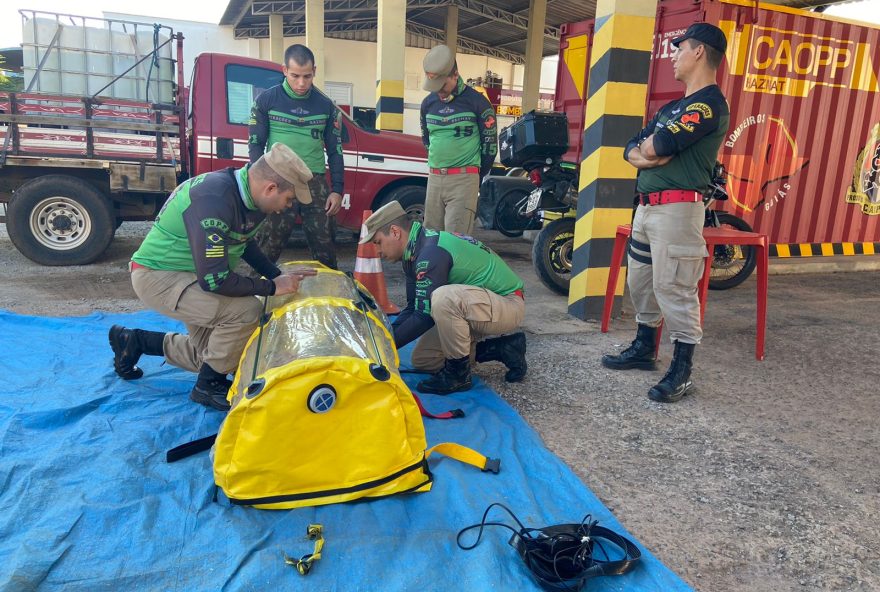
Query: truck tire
379,185,426,222
7,175,116,266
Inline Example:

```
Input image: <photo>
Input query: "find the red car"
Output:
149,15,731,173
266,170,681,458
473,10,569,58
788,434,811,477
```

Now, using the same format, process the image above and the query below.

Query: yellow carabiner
283,523,324,576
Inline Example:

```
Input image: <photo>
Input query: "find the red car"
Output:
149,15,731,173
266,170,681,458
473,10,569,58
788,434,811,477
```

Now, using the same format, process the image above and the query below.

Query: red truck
0,11,428,266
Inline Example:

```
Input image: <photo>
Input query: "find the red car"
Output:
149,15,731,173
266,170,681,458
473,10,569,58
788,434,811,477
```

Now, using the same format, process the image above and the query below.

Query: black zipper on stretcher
227,457,432,506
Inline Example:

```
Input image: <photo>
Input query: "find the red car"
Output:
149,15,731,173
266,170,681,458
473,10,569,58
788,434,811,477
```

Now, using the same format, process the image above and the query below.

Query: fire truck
0,11,428,265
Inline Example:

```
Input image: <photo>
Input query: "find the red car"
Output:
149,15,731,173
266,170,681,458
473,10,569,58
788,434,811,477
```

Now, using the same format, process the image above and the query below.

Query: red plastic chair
602,224,769,360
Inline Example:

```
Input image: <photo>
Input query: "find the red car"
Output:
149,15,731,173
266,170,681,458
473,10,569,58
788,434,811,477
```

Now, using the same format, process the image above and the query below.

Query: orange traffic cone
354,210,399,315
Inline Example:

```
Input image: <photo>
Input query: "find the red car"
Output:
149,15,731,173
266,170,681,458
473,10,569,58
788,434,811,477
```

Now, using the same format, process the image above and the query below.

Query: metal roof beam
249,0,443,16
231,0,255,28
235,19,525,63
406,22,524,63
452,0,558,40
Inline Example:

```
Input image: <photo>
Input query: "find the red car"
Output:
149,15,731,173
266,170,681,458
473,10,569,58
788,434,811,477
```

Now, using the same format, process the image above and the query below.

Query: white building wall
106,12,559,136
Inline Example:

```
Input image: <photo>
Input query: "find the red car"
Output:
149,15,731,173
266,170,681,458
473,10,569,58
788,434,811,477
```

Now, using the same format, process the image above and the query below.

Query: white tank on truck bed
21,10,174,104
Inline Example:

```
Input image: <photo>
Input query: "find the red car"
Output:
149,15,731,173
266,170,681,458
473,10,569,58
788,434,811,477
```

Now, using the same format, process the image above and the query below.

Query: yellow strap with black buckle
426,442,501,473
283,524,324,575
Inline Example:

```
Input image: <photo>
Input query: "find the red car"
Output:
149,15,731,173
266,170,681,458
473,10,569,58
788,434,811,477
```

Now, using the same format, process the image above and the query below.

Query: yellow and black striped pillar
376,0,405,132
567,0,656,320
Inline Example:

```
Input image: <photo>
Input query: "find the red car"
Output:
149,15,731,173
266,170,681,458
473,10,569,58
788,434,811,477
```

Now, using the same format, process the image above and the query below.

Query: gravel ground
1,221,878,591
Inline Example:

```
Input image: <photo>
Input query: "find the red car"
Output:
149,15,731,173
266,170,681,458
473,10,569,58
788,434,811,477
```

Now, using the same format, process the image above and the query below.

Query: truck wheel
380,185,426,222
7,175,116,266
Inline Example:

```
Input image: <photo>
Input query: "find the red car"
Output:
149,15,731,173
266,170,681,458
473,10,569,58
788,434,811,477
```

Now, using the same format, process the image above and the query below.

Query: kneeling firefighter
362,201,528,394
109,143,317,411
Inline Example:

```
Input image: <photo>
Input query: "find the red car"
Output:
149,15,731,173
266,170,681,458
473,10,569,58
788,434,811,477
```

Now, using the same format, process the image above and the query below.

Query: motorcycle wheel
532,217,575,295
495,188,532,237
708,212,758,290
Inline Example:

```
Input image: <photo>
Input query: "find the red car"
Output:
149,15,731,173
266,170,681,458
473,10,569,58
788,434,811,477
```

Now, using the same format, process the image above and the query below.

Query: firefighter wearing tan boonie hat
109,143,317,412
362,201,527,394
420,45,498,235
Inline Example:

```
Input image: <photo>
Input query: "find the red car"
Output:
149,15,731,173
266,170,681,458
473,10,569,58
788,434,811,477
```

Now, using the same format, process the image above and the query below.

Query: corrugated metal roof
219,0,857,64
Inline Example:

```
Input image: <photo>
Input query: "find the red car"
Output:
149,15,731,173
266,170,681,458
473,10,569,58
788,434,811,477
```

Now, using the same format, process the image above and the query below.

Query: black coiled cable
457,503,641,592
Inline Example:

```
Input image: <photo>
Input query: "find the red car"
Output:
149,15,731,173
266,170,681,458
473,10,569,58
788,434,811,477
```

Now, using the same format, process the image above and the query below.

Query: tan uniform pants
627,202,707,344
424,172,480,234
131,267,262,374
411,285,525,372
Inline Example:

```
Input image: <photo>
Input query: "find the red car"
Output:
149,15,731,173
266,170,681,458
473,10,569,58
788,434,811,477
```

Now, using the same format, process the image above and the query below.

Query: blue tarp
0,311,691,591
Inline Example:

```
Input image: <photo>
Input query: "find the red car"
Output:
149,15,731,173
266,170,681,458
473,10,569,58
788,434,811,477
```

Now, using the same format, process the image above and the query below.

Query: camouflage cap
263,142,314,204
358,200,407,244
422,45,456,92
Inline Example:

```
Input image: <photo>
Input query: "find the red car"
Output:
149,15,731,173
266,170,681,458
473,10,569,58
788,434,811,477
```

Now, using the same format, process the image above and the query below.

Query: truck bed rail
0,91,181,167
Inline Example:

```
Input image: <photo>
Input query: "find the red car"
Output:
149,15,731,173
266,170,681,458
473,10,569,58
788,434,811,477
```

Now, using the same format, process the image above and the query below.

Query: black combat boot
601,324,658,370
109,325,165,379
417,356,473,395
475,332,528,382
648,341,695,403
189,363,233,411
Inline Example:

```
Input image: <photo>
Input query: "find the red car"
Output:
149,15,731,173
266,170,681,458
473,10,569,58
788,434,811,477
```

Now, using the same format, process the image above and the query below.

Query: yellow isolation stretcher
205,263,499,510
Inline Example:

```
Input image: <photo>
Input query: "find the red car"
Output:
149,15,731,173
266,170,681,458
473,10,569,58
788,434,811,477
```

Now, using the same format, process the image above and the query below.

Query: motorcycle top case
212,264,498,509
499,110,569,168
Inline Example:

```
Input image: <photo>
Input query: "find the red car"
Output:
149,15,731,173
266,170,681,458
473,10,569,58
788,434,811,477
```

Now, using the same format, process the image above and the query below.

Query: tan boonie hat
358,200,407,244
263,142,314,204
422,45,456,92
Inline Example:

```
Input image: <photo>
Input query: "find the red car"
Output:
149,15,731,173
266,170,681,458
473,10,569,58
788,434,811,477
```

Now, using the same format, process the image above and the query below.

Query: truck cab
190,53,429,231
0,25,428,266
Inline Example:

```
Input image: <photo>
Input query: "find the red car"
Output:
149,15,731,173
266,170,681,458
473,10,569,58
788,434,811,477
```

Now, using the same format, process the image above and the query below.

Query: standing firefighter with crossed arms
601,23,731,403
420,45,498,234
248,44,343,269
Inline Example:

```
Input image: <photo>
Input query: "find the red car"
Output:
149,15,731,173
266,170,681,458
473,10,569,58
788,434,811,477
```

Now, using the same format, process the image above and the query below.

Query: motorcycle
500,158,756,296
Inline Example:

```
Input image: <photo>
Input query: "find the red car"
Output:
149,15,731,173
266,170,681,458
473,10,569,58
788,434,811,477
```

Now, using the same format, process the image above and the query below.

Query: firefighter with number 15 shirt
420,45,498,235
249,43,343,269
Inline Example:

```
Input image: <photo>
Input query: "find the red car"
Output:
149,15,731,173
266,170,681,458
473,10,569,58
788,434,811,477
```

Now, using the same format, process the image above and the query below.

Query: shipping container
558,0,880,254
653,0,880,252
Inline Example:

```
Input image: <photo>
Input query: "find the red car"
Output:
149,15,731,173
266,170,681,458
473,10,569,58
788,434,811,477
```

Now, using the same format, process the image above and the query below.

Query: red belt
638,190,702,206
514,289,524,300
130,261,149,271
430,166,479,175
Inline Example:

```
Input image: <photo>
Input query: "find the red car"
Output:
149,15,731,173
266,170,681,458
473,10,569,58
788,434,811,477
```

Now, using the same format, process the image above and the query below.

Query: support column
521,0,547,112
567,0,656,320
269,14,284,65
376,0,405,132
445,5,459,51
305,0,325,88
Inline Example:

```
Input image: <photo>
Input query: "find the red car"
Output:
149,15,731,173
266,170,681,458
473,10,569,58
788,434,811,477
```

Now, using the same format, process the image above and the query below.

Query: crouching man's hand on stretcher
273,267,319,295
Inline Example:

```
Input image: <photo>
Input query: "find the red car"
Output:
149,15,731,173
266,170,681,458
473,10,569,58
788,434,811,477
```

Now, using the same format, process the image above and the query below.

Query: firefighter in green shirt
109,144,317,411
361,201,527,394
249,44,343,269
420,45,498,234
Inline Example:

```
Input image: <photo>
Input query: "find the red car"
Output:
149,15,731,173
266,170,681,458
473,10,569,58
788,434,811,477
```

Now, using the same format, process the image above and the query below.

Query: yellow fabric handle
426,443,500,473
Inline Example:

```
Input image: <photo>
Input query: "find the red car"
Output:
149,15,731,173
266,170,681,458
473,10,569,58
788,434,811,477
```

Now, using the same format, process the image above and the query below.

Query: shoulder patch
201,218,230,233
685,103,713,119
